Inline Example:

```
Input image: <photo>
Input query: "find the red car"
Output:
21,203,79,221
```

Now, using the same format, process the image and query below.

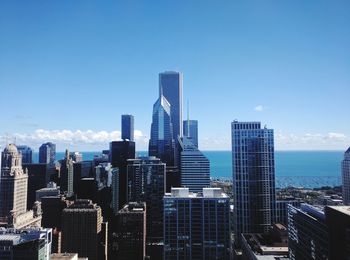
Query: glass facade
342,147,350,205
121,114,134,141
183,120,198,148
17,145,33,164
39,142,56,164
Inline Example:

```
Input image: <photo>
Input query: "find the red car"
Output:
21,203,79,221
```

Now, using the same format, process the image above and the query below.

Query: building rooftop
118,202,146,214
327,206,350,216
165,187,228,198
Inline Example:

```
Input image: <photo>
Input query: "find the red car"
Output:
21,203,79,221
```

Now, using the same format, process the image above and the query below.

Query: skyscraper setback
231,121,276,246
121,114,134,141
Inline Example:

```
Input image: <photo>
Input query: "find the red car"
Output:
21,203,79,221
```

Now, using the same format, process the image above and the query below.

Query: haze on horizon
0,1,349,151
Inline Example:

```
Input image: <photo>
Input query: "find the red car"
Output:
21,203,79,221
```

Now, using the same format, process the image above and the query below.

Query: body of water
33,150,343,188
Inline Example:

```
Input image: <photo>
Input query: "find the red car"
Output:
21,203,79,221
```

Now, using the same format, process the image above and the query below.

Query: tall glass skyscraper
39,142,56,164
17,145,33,164
121,114,134,141
231,121,276,246
159,71,183,139
179,136,210,192
149,94,175,166
342,147,350,205
183,120,198,148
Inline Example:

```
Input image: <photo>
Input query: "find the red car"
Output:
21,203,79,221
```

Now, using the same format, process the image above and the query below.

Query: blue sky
0,1,349,151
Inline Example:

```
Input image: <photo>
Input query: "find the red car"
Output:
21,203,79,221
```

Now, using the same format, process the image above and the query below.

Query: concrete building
275,199,301,226
36,182,60,202
164,188,232,260
59,150,74,198
61,200,106,260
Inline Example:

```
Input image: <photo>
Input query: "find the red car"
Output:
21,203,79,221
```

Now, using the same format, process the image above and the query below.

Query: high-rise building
164,187,232,260
231,121,276,246
59,150,74,198
111,168,119,215
288,204,329,260
122,114,134,141
325,206,350,259
183,120,198,148
36,182,60,202
159,71,183,139
179,136,210,192
61,199,106,260
70,152,83,163
73,160,93,195
148,93,175,166
0,228,52,260
39,142,56,164
0,144,28,223
109,140,135,209
275,199,301,226
342,147,350,205
17,145,33,164
114,202,146,260
127,157,166,241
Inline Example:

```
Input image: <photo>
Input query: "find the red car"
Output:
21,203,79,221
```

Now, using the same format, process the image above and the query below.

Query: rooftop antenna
187,100,190,138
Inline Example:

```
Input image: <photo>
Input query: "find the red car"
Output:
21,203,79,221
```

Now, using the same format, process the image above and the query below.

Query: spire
187,100,190,138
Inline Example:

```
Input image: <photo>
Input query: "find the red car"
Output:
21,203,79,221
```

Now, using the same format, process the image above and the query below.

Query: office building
59,150,74,198
127,157,166,241
231,121,276,246
275,199,301,226
23,162,57,210
39,142,56,164
110,140,135,209
17,145,33,164
342,147,350,205
183,120,198,148
36,182,60,202
0,228,52,260
51,253,80,260
114,202,146,260
41,195,69,230
159,71,183,139
288,204,329,260
70,152,83,163
111,168,119,215
61,199,106,260
325,206,350,259
164,188,231,260
73,160,93,195
179,136,210,193
0,144,28,223
122,114,134,141
148,93,176,166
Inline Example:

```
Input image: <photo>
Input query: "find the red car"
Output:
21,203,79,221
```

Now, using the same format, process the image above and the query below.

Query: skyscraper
183,120,198,148
164,187,232,260
17,145,33,164
148,93,175,166
121,114,134,141
159,71,183,139
179,136,210,193
59,150,74,198
39,142,56,164
0,144,28,223
231,121,276,246
342,147,350,205
61,199,106,260
109,140,135,209
127,157,166,241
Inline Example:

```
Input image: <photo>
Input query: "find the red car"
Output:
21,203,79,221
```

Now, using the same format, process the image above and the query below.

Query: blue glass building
17,145,33,164
231,121,276,246
39,142,56,164
183,120,198,148
121,114,134,141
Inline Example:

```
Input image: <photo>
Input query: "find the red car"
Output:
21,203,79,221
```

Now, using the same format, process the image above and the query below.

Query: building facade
164,188,232,260
59,150,74,198
121,114,134,141
179,136,210,193
39,142,56,164
275,199,301,226
183,120,198,148
342,147,350,205
17,145,33,164
231,121,276,246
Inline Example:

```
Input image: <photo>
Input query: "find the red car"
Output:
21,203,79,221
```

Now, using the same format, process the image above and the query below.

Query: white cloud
254,105,264,112
0,129,149,151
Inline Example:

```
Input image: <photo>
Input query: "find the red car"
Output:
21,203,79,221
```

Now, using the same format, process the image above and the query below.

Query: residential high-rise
122,114,134,141
109,140,135,209
325,206,350,259
0,144,28,223
342,147,350,205
231,121,276,246
114,202,146,260
59,150,74,198
164,187,232,260
61,199,106,260
39,142,56,164
275,199,301,226
17,145,33,164
111,168,119,215
288,204,329,260
179,136,210,193
159,71,183,139
148,93,175,166
127,157,166,241
0,228,52,260
183,120,198,148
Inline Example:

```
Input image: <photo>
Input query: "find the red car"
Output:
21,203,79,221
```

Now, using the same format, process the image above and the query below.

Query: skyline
1,1,350,151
